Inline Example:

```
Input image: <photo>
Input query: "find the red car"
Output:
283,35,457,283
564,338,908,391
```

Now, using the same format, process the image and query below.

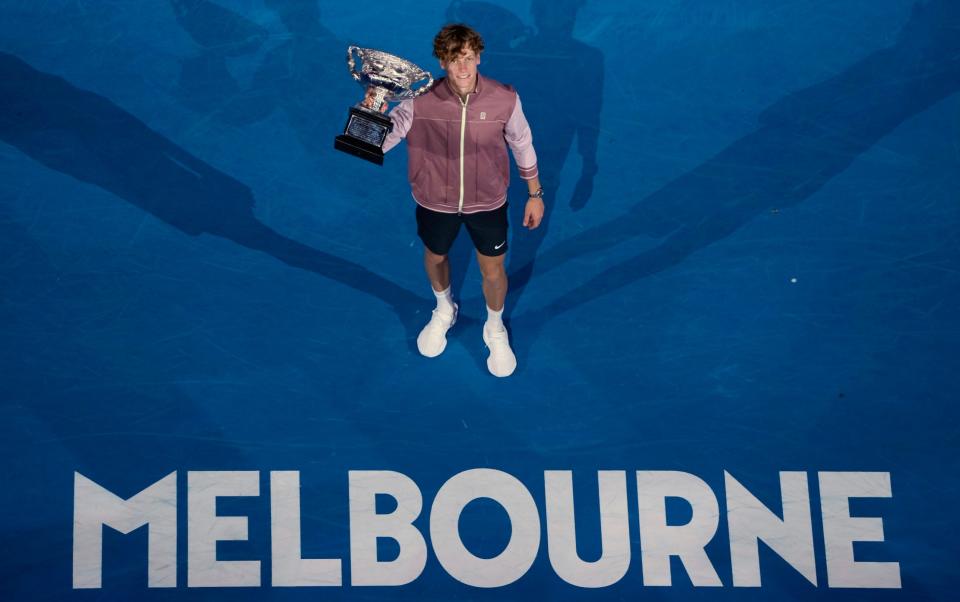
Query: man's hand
361,88,388,113
523,197,545,229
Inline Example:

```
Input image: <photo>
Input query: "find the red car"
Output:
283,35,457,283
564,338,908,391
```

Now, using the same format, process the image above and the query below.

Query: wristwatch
528,187,544,199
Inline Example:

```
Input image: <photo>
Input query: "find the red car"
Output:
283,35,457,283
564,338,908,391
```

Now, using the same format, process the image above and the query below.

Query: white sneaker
482,322,517,377
417,304,458,358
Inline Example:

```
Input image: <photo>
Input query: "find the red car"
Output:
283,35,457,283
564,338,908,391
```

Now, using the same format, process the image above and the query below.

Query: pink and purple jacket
383,73,539,214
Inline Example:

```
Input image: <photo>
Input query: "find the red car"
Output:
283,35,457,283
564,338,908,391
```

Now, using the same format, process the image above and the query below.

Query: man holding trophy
343,24,544,377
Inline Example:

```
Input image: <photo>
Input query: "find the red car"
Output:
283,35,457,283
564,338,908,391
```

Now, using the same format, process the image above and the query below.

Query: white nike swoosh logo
494,241,506,250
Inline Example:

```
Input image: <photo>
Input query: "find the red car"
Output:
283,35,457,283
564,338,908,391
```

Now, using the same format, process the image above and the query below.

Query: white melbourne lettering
71,470,901,590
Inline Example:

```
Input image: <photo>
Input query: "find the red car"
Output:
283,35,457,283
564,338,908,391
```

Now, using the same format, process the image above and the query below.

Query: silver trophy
334,46,434,165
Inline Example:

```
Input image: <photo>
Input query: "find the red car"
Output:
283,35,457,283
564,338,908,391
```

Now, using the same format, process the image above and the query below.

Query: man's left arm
505,95,544,229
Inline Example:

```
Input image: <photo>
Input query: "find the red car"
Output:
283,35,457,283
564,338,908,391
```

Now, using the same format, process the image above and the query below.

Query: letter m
73,472,177,589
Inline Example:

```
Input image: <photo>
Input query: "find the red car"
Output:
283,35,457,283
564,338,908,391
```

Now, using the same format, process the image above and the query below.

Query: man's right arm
382,100,414,152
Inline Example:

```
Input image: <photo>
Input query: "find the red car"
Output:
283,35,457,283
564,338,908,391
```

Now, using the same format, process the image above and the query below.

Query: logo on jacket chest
480,112,486,120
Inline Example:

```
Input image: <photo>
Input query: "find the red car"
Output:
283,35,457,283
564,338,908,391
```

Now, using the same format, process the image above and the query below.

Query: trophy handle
410,70,434,98
347,45,363,83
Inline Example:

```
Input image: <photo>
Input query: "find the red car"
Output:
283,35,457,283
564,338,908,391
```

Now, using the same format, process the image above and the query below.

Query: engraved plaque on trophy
334,46,433,165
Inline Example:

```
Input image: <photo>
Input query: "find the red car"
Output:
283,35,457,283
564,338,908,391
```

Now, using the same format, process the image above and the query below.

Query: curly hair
432,23,485,62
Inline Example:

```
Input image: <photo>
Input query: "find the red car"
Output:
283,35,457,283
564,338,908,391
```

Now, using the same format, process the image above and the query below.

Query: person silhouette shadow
170,0,270,121
170,0,354,163
514,0,602,213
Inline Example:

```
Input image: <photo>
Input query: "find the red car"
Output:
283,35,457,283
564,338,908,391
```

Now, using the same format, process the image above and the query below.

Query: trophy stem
368,87,389,113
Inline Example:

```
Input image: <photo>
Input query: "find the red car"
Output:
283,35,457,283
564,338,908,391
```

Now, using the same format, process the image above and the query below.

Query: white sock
434,286,455,315
486,306,504,331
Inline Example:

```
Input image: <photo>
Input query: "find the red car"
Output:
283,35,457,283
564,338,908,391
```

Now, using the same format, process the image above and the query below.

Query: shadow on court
169,0,354,161
0,51,426,350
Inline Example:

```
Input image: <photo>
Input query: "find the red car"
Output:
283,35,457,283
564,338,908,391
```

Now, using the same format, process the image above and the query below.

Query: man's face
441,46,481,96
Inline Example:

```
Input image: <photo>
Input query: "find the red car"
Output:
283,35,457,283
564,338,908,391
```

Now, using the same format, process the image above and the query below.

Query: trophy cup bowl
334,46,434,165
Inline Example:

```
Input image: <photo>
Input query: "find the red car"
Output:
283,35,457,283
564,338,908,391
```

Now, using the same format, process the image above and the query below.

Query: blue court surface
2,1,958,600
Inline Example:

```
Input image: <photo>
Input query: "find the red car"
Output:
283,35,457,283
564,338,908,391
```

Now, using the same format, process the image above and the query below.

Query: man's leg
422,246,456,326
476,251,506,312
476,251,516,378
416,207,460,358
424,247,451,293
464,204,516,377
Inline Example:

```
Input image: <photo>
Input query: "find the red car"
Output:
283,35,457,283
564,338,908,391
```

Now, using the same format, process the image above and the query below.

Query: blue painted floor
1,1,958,600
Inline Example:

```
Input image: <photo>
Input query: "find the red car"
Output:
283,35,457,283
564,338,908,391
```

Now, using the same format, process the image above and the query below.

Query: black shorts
416,203,509,257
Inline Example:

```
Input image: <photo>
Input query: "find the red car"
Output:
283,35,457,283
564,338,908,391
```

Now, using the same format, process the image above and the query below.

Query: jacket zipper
457,93,470,215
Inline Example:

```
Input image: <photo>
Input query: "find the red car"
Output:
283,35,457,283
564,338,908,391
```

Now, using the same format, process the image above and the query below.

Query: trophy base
334,107,393,165
334,134,385,165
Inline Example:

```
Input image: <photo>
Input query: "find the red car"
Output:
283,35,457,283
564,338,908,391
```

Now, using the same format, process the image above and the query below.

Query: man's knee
479,259,506,285
424,248,448,266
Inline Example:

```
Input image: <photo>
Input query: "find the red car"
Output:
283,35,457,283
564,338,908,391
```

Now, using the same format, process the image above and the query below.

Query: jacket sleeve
383,99,414,152
504,94,539,180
